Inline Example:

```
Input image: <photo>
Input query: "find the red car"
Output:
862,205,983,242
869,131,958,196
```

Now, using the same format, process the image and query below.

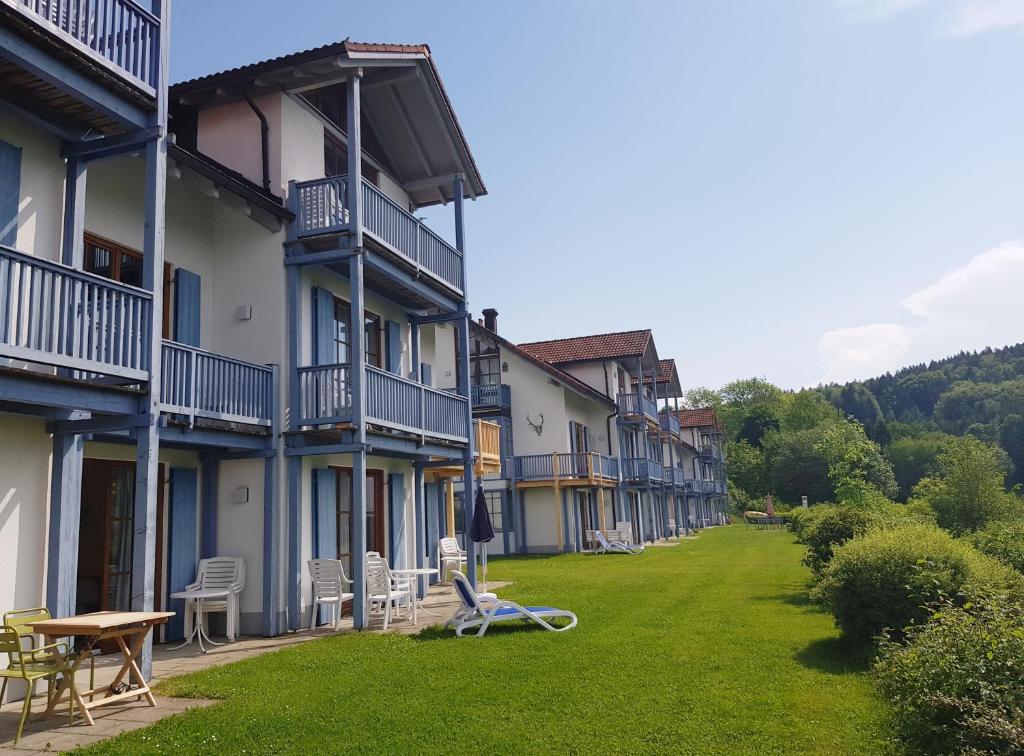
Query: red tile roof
518,329,651,365
677,408,723,430
632,358,676,385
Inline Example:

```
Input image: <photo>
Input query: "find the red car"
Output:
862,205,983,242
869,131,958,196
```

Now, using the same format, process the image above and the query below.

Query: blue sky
169,0,1024,391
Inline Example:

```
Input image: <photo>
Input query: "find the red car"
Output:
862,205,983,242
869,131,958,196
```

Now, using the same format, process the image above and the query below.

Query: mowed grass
81,527,894,755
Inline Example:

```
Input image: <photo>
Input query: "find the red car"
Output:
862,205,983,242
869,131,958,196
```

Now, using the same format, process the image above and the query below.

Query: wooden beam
363,68,420,92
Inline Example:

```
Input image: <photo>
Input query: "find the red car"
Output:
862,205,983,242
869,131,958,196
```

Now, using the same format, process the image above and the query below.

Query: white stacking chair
365,553,411,631
307,559,355,630
185,557,245,641
437,537,467,582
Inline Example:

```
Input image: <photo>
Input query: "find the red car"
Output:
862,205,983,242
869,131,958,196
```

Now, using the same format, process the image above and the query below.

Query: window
302,83,393,174
324,134,380,186
617,366,626,395
83,232,171,339
332,297,382,368
473,355,500,386
487,491,503,532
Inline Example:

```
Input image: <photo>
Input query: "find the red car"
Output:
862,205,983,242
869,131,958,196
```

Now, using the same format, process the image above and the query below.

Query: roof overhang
170,41,486,207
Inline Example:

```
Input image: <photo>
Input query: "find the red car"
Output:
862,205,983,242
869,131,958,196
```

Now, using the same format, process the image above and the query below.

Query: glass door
333,468,385,578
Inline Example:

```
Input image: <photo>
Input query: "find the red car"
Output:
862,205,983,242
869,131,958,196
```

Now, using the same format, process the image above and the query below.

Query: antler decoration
526,412,544,436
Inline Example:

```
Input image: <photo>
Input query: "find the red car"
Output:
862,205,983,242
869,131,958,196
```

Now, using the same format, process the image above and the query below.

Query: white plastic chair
184,557,245,641
437,537,467,582
595,531,644,555
365,554,411,631
307,559,355,630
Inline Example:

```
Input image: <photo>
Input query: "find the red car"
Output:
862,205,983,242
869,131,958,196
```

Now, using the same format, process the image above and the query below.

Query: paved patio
0,581,487,752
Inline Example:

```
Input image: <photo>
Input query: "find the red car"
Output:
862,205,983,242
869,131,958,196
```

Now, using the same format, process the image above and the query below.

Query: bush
969,518,1024,574
811,523,1022,646
875,594,1024,755
796,505,874,574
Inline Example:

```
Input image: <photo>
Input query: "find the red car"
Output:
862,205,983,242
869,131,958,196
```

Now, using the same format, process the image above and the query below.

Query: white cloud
819,323,915,383
834,0,1024,36
817,240,1024,384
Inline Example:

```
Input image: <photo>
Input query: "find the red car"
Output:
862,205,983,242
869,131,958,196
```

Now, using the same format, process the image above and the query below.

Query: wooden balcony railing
620,457,664,483
617,392,658,422
474,419,501,468
0,245,152,380
160,341,274,427
296,363,469,444
3,0,161,94
293,176,464,295
659,411,681,436
513,452,620,485
471,383,511,410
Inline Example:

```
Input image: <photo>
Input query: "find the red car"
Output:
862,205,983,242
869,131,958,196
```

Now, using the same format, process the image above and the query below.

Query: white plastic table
390,567,440,622
169,588,230,653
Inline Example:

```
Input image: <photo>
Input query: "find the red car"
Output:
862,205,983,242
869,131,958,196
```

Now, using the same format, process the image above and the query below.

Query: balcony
617,392,658,424
293,176,464,296
669,467,686,486
471,383,511,412
297,363,469,444
2,0,161,95
431,419,502,478
160,342,275,428
658,410,680,436
699,444,723,462
620,458,664,484
0,245,152,381
513,452,619,488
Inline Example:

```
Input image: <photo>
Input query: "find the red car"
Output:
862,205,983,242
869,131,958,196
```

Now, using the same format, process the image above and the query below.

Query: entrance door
77,459,164,616
332,467,385,579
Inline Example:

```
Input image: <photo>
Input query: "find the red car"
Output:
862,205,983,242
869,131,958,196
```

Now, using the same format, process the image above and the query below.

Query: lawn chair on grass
595,530,644,555
447,571,577,637
0,625,79,745
307,559,355,630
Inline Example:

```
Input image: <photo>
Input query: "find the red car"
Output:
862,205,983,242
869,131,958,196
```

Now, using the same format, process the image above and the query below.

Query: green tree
885,433,955,501
999,414,1024,488
764,429,833,505
683,386,721,411
814,420,898,501
910,436,1016,535
781,391,840,432
736,405,780,447
726,440,768,498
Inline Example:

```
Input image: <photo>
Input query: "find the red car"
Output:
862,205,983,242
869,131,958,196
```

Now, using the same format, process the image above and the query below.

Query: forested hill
821,341,1024,486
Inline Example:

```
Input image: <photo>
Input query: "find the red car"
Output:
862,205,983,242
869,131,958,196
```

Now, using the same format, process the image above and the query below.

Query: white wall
0,112,66,260
197,94,283,195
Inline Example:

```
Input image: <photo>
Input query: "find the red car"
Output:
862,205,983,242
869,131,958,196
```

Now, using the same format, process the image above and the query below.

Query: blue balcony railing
296,363,469,443
293,176,464,295
4,0,161,94
513,452,619,484
659,411,681,436
161,342,274,427
617,392,658,422
0,245,152,380
620,458,664,483
471,383,511,410
670,467,686,486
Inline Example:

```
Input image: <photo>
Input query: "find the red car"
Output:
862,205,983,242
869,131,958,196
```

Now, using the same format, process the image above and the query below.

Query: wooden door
332,467,386,578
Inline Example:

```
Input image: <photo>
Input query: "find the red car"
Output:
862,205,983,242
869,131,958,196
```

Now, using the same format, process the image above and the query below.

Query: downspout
243,93,271,193
603,360,617,456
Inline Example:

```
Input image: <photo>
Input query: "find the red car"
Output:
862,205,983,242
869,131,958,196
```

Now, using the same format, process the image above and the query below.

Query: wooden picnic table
28,611,173,726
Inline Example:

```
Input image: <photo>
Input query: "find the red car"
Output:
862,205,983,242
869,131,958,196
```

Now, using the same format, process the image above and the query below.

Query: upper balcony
620,457,664,485
513,452,619,489
293,176,464,298
699,444,724,463
297,362,470,445
617,392,658,426
1,0,161,98
0,246,276,429
471,383,511,412
429,419,502,478
659,410,680,437
669,467,686,486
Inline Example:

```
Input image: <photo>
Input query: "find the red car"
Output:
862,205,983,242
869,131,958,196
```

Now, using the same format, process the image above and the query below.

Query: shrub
797,505,874,574
811,523,1022,646
969,518,1024,574
875,594,1024,755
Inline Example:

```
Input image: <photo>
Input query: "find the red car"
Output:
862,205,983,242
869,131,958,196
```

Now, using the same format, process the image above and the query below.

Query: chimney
482,308,498,333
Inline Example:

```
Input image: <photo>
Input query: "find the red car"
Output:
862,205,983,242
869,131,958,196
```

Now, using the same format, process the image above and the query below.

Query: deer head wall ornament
526,412,544,436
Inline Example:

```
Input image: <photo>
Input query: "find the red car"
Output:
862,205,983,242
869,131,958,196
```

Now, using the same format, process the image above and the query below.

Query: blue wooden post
351,451,368,628
455,314,477,584
200,455,219,558
46,430,84,617
286,455,301,631
61,158,86,268
674,396,689,536
131,0,169,680
410,320,420,381
262,364,281,636
518,488,528,553
388,472,406,568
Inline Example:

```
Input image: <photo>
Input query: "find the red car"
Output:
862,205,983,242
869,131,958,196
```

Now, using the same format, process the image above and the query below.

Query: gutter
242,93,271,193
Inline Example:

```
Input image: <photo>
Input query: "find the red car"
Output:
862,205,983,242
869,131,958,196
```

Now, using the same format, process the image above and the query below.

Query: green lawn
82,527,895,754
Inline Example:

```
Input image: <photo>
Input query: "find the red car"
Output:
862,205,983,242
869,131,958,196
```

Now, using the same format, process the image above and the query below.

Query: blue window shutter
420,363,432,386
167,467,198,641
312,287,335,365
424,481,438,578
385,320,401,374
173,268,201,346
388,472,406,568
0,140,22,247
568,421,578,453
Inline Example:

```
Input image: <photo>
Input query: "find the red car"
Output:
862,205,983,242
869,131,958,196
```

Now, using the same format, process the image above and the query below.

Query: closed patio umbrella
765,493,775,517
470,485,495,592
